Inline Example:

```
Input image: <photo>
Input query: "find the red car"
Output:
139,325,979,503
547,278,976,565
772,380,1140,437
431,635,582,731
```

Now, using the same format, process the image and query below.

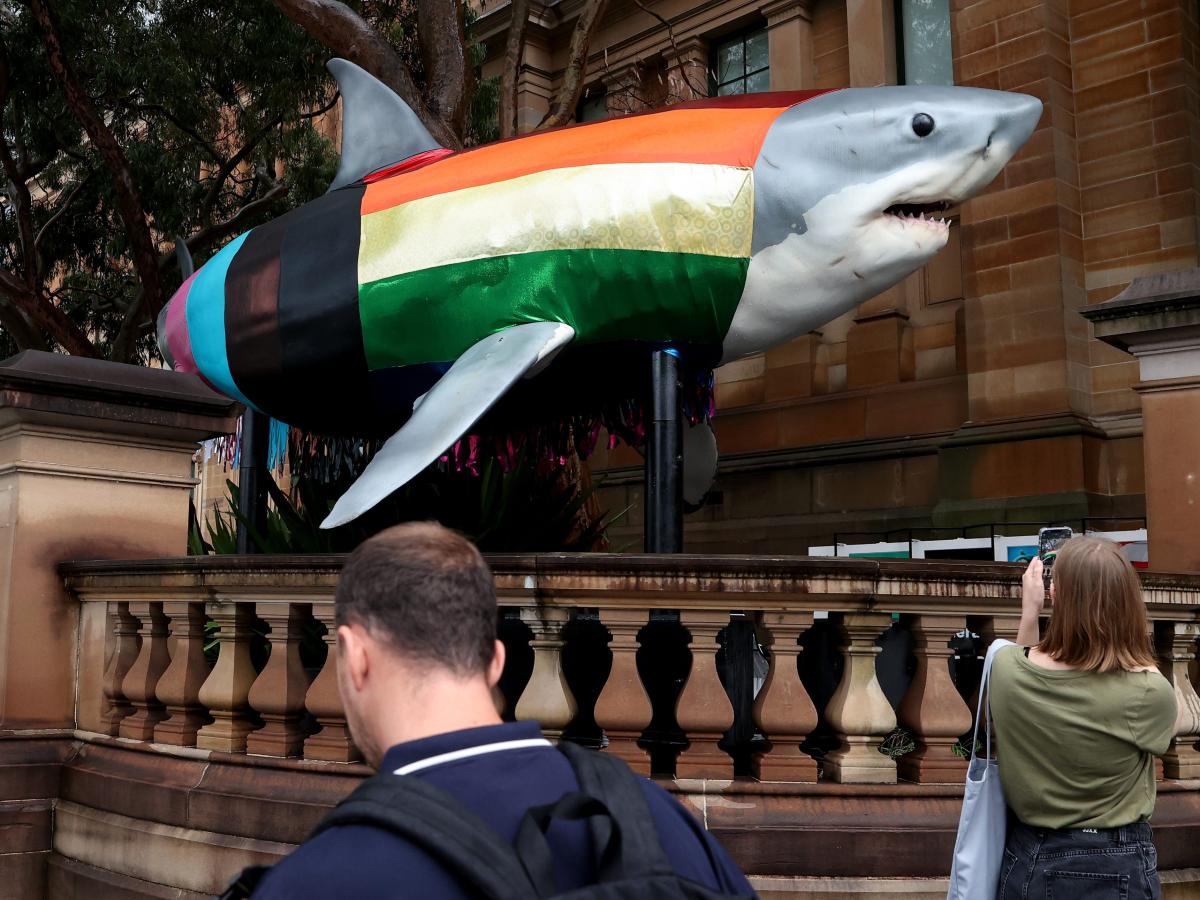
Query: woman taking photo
990,535,1177,899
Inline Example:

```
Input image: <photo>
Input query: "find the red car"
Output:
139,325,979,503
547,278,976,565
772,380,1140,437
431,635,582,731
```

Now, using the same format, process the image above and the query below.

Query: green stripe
358,248,748,370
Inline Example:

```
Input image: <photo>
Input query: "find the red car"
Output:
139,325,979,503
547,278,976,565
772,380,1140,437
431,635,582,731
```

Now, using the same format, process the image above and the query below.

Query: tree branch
270,0,462,149
0,41,40,289
500,0,530,138
33,169,92,251
197,113,284,224
0,268,99,357
183,179,287,263
0,296,48,352
539,0,609,130
630,0,707,100
29,0,166,331
418,0,472,139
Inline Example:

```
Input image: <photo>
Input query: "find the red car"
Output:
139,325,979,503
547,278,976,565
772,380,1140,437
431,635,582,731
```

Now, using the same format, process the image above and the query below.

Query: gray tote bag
947,638,1014,900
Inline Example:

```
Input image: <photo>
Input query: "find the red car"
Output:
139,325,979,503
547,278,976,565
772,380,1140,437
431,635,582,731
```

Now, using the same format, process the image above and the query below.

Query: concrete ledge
53,801,292,895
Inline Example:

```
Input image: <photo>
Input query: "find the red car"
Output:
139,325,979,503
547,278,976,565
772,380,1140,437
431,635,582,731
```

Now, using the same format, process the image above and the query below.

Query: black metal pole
645,348,683,553
236,408,270,554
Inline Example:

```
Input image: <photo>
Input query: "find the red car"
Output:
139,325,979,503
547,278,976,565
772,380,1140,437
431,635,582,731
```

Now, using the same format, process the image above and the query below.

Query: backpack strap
558,741,675,879
311,771,536,900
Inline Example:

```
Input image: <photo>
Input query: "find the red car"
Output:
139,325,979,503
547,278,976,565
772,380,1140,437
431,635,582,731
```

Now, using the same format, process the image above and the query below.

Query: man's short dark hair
335,522,497,676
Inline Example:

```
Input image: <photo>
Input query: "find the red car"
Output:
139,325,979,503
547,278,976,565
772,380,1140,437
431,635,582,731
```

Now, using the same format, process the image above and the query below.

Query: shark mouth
883,200,953,226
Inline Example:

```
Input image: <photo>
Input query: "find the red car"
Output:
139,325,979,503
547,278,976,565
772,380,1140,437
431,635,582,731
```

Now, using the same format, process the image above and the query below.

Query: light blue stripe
185,232,254,407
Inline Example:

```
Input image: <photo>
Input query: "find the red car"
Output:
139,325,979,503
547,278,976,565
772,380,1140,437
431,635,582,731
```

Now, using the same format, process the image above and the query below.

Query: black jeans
999,818,1161,899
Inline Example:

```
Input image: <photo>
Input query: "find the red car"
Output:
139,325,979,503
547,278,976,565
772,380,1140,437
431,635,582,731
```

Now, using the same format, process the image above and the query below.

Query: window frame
708,27,770,97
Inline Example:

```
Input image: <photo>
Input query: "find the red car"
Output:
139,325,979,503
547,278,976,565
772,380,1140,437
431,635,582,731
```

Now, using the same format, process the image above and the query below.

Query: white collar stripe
393,737,554,776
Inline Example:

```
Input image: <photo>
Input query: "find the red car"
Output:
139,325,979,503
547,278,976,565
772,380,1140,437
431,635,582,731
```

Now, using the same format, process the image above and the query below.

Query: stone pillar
752,611,819,781
102,602,140,735
824,613,897,783
604,64,647,117
516,34,553,133
846,309,915,389
765,0,814,90
664,36,708,101
154,601,211,746
897,615,973,783
514,607,577,741
1083,272,1200,571
845,0,896,87
304,605,361,763
196,602,258,753
594,609,652,774
247,603,312,757
118,602,170,741
1155,620,1200,778
675,611,736,780
0,351,237,730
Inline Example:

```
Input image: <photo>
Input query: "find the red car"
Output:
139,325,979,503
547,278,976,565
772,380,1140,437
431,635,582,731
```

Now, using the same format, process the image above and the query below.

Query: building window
577,88,608,123
710,28,769,96
897,0,954,85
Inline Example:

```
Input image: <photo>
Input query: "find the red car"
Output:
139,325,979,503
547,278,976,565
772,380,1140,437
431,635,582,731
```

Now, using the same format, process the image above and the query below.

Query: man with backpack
240,521,756,899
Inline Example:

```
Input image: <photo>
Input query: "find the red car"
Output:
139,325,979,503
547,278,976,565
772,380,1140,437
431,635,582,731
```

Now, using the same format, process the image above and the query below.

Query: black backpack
219,741,755,899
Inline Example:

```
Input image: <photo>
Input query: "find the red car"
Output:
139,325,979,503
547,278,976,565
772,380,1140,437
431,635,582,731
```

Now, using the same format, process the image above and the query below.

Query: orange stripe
362,105,791,216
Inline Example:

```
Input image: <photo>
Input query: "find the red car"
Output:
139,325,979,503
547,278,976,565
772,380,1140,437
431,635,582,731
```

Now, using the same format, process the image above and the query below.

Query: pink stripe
167,272,199,374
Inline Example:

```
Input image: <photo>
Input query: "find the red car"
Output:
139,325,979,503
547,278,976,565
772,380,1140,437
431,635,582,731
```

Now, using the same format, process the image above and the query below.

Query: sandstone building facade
473,0,1199,553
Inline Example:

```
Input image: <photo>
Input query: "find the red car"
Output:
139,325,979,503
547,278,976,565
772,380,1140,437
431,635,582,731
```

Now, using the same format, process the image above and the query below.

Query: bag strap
970,638,1014,762
514,791,625,895
558,740,676,879
310,772,536,900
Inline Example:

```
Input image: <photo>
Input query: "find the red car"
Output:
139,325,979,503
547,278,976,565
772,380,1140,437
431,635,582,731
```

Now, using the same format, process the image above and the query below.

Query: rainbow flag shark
158,59,1041,528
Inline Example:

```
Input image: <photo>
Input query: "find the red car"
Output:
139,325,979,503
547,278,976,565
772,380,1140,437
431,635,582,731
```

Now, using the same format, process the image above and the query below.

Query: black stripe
224,220,285,407
272,185,374,432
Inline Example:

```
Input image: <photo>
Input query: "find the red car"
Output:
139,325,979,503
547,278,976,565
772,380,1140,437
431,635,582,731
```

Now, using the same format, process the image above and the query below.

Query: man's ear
338,624,370,692
486,638,506,688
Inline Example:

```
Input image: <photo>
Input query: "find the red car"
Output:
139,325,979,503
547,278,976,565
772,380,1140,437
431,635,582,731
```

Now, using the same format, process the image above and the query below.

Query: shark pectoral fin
320,322,575,529
683,420,719,507
325,58,442,192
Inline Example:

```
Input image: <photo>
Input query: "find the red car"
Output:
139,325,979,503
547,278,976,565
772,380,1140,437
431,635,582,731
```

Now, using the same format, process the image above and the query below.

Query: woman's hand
1018,557,1045,646
1022,557,1047,616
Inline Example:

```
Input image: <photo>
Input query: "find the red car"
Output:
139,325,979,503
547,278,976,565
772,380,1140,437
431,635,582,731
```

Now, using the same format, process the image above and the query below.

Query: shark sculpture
157,59,1041,529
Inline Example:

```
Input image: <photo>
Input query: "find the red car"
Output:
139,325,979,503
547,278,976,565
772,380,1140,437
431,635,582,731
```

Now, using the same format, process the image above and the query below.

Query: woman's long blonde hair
1039,535,1158,672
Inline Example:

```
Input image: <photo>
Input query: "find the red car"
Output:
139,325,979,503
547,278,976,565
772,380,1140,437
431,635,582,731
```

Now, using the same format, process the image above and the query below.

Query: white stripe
393,737,553,776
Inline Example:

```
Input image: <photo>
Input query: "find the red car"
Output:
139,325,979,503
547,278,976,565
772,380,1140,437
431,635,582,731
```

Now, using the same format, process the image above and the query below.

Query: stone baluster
102,602,140,735
196,601,258,752
248,603,313,757
675,611,736,780
304,605,360,762
1155,620,1200,779
154,601,211,745
752,611,818,781
118,602,170,740
594,609,652,774
824,613,897,784
968,614,1020,715
897,614,973,783
514,607,577,741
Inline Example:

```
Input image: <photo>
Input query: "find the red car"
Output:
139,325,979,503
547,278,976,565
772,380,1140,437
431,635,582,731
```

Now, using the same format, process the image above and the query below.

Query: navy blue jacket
254,721,754,898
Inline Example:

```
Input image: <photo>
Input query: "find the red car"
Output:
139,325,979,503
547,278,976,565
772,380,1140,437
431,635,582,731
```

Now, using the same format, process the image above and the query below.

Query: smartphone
1038,526,1074,592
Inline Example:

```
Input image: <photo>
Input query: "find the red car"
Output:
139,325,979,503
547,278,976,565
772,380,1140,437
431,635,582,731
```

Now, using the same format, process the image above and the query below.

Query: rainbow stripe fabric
159,92,822,434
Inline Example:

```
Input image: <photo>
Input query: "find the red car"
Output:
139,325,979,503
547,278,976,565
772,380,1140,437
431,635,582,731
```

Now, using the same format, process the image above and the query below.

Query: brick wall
1074,0,1200,416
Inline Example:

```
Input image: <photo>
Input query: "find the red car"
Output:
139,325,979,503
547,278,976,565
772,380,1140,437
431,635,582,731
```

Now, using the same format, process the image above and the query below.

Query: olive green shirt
989,644,1177,829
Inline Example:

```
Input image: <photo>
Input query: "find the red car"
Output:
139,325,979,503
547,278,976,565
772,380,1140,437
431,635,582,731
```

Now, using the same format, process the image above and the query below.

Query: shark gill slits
912,113,935,137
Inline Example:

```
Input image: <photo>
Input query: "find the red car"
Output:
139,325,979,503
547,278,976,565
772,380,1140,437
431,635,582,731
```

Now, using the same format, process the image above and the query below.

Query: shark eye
912,113,935,137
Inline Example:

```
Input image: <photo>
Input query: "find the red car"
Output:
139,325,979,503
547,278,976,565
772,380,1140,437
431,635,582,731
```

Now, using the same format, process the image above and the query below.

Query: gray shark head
721,86,1042,362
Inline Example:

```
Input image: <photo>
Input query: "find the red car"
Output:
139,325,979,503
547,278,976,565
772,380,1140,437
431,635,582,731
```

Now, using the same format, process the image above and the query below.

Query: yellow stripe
357,162,754,285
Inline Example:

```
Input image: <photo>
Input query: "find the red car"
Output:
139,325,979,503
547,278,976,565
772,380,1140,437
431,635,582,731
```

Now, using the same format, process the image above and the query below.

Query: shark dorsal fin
326,58,442,192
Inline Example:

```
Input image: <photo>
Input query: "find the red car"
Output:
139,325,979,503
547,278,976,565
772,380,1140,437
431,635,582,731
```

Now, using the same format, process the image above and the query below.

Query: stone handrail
61,554,1200,785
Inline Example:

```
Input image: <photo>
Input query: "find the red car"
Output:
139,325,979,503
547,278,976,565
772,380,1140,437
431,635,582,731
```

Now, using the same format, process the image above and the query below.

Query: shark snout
989,91,1043,158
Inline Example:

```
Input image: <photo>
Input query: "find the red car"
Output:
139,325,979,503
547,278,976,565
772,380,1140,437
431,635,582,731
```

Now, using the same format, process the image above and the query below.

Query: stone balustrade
62,554,1200,786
